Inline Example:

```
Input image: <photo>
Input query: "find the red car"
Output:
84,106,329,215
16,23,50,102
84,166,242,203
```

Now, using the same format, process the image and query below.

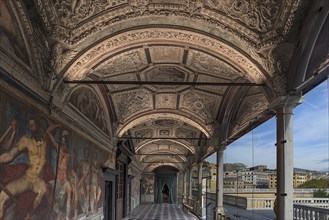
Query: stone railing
246,197,275,210
293,198,329,209
293,204,329,220
222,188,329,194
223,196,329,211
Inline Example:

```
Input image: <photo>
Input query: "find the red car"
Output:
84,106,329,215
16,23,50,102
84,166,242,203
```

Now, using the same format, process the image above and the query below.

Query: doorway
104,180,113,220
162,184,169,203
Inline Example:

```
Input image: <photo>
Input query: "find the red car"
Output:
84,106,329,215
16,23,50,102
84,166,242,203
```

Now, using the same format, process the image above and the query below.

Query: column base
214,207,225,220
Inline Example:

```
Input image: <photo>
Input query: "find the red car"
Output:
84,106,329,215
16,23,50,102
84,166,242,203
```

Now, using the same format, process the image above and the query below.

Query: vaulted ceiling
3,0,328,172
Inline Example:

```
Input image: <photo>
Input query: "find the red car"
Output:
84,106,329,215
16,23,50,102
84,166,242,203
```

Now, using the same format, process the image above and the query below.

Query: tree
313,189,329,198
300,178,329,188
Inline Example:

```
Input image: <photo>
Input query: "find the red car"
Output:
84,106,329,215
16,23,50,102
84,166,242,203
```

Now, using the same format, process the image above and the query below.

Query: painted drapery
156,176,175,204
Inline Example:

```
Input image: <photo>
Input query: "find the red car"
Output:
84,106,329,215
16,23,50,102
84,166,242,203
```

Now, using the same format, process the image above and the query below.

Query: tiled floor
123,204,199,220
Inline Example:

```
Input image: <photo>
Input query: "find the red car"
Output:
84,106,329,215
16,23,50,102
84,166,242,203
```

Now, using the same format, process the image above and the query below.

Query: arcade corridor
0,0,328,220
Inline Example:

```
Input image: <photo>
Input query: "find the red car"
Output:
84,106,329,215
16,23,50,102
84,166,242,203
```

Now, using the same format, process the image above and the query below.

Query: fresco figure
79,147,91,216
0,116,48,219
47,124,72,220
0,120,16,150
90,152,101,213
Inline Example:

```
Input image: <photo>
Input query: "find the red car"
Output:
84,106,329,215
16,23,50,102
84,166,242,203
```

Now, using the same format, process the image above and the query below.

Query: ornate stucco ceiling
4,0,328,172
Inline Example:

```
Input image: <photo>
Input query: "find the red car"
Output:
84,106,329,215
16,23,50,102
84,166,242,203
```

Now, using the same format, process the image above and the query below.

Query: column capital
217,145,227,152
268,95,303,112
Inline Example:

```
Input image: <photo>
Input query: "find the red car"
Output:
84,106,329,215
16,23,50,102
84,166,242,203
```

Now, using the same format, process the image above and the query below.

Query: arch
139,151,187,162
57,27,268,90
135,139,195,155
117,112,211,138
143,163,184,172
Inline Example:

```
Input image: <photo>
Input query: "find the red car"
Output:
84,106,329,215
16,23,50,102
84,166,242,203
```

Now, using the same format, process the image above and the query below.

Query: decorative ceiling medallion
180,90,221,124
155,94,177,109
153,119,177,127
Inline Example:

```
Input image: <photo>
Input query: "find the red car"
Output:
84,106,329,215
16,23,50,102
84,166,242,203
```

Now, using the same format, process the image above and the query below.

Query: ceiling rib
140,161,187,163
120,137,207,140
136,153,188,156
63,80,265,86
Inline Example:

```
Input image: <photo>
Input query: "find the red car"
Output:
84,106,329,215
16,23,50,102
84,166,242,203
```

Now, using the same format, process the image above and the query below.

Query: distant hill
293,167,323,173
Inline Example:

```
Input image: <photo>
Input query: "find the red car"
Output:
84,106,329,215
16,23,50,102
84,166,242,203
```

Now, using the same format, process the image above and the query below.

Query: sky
206,80,329,172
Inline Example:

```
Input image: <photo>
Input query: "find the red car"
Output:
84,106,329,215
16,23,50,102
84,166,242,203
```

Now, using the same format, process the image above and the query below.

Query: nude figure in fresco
0,116,48,219
79,147,91,216
47,124,72,220
90,152,101,213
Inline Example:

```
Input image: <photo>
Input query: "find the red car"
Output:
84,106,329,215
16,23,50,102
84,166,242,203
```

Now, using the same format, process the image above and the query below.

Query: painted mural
141,174,154,195
0,0,29,65
69,86,109,135
0,89,110,220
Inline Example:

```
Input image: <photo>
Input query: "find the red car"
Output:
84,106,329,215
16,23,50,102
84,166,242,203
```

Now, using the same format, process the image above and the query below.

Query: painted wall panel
0,89,112,220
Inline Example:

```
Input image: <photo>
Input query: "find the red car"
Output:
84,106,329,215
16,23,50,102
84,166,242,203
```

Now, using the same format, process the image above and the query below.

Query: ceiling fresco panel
112,88,153,122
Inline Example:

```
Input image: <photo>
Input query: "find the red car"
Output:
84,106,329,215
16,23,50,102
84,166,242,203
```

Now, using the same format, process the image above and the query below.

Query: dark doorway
103,168,119,220
162,184,169,203
104,180,113,220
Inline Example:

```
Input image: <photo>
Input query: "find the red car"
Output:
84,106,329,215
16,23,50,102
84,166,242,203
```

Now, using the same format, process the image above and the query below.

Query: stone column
188,169,193,200
197,162,203,216
183,171,187,203
215,145,226,219
269,95,303,220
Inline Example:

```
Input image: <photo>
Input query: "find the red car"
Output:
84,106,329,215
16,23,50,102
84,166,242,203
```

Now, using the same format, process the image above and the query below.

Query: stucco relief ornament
51,43,78,73
130,0,149,13
207,0,280,32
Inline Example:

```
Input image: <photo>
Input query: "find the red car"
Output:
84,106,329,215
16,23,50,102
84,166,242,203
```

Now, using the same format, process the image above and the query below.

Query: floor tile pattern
123,204,199,220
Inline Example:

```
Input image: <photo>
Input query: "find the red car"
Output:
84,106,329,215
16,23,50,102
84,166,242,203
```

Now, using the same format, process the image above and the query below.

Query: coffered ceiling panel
149,46,184,64
155,94,177,109
179,90,222,124
186,50,243,81
92,49,148,77
111,88,153,122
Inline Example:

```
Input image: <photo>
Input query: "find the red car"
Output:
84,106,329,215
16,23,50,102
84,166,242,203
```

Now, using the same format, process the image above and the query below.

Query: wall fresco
0,1,29,65
0,89,109,220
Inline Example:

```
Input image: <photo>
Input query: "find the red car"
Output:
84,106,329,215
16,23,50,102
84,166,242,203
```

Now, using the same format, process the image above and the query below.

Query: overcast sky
206,81,329,172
